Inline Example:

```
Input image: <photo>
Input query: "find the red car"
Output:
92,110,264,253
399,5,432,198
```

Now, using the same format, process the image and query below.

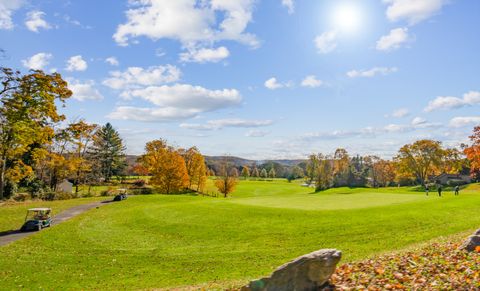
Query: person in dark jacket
425,185,429,196
454,185,460,196
437,185,442,197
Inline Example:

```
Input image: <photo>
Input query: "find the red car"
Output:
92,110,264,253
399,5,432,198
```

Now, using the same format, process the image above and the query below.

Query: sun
332,3,363,33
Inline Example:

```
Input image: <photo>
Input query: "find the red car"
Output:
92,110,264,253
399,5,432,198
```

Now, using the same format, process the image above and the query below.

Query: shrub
100,187,117,196
40,191,75,201
133,179,146,187
11,192,30,202
128,187,154,195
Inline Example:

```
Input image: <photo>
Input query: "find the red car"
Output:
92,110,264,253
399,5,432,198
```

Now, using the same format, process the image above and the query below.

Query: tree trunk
0,158,5,200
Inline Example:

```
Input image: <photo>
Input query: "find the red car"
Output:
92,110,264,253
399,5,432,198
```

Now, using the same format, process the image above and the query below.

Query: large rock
460,235,480,252
242,249,341,291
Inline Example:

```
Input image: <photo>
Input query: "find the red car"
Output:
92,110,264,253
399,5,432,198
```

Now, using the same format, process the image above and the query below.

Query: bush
100,187,117,197
11,192,30,202
40,191,75,201
26,178,46,198
128,187,154,195
133,179,146,187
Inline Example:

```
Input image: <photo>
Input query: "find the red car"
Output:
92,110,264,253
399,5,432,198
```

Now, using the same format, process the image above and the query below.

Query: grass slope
0,181,479,289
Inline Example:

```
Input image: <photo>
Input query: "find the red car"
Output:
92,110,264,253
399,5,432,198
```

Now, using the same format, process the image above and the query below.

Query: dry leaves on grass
331,241,480,290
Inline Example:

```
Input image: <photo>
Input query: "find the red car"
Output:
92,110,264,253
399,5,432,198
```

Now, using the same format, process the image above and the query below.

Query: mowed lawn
1,181,480,290
0,196,109,233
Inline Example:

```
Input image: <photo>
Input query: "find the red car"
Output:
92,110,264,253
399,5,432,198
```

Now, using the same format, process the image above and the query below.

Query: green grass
0,180,479,289
0,197,108,233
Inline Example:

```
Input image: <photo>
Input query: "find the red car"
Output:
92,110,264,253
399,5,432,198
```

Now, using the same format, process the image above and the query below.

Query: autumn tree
464,126,480,179
141,139,189,194
306,154,319,184
68,121,98,193
373,159,397,187
214,159,238,197
260,168,268,179
252,167,259,179
0,68,71,199
230,167,239,178
268,168,276,179
315,154,333,191
181,147,207,192
333,148,350,187
395,140,445,185
241,166,250,180
90,123,126,183
35,127,76,191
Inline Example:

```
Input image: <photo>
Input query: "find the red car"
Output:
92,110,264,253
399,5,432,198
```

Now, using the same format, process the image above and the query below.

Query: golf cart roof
28,208,51,211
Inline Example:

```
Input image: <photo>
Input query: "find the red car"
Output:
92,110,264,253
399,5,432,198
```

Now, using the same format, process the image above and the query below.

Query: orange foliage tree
141,139,189,194
464,126,480,179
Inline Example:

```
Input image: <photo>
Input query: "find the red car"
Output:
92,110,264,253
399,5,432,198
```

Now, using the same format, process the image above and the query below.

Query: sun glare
332,3,363,33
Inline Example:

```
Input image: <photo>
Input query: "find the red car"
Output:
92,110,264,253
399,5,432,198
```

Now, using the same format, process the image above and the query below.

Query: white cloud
246,129,270,137
67,78,104,101
105,57,119,66
0,0,24,30
179,46,230,63
376,27,409,51
384,0,447,25
65,55,88,71
347,67,398,78
125,84,241,111
302,120,442,141
109,83,243,122
301,75,323,88
108,106,199,122
411,117,426,126
25,10,51,32
21,52,52,70
264,77,283,90
386,108,410,118
281,0,295,14
314,30,337,54
113,0,259,50
181,118,273,131
425,91,480,112
103,65,181,90
449,117,480,128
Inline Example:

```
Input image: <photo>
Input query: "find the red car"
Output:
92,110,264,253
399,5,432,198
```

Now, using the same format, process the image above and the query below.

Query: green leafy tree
90,123,126,183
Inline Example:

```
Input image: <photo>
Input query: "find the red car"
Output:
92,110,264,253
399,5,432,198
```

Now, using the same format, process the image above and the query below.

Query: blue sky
1,0,479,159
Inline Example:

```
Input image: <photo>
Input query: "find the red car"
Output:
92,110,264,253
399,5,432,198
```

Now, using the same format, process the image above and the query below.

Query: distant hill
204,156,306,168
125,154,305,168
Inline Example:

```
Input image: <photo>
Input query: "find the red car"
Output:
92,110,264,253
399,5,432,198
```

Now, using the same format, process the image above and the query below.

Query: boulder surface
460,235,480,252
242,249,341,291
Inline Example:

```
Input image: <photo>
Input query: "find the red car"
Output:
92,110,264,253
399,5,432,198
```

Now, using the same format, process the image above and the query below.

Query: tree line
306,137,480,192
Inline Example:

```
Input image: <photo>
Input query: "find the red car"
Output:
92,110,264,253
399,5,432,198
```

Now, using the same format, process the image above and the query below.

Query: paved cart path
0,200,110,247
